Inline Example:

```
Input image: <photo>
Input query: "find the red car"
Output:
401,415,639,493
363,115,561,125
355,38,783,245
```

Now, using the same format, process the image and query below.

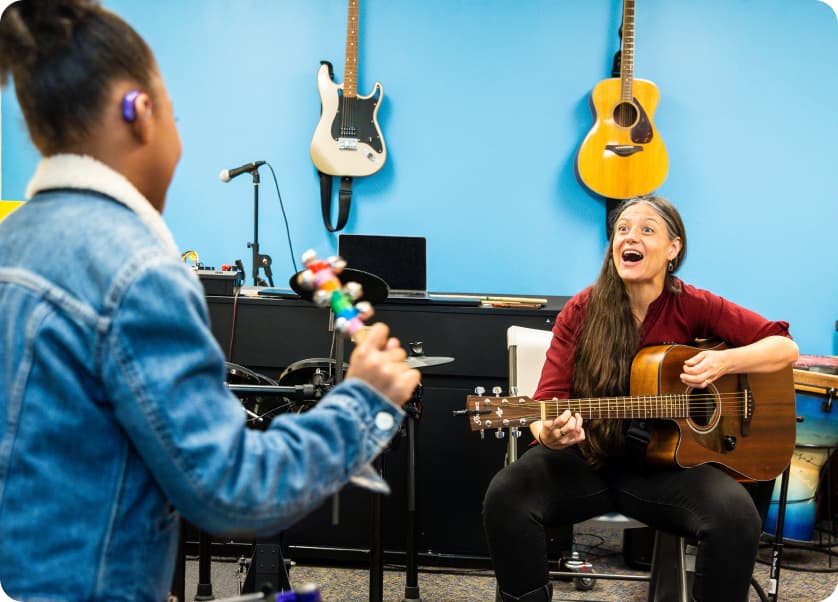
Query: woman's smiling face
611,202,682,288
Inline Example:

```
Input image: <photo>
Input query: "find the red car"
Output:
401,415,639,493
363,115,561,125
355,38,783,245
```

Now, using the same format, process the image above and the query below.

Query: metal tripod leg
403,407,420,601
369,456,385,602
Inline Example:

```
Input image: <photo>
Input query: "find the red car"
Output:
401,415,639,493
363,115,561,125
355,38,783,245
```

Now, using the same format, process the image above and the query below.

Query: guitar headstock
296,249,373,338
464,386,536,432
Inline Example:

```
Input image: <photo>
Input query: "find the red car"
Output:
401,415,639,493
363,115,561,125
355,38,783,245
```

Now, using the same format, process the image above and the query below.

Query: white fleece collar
25,154,179,257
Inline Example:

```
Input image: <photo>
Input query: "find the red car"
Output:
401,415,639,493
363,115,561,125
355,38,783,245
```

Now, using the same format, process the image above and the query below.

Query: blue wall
2,1,836,356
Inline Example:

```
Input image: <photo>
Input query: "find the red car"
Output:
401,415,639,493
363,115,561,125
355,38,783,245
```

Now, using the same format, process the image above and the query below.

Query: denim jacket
0,155,404,601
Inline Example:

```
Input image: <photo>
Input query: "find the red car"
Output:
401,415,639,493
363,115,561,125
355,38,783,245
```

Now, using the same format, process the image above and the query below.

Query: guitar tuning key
492,386,503,396
495,429,506,440
474,386,486,396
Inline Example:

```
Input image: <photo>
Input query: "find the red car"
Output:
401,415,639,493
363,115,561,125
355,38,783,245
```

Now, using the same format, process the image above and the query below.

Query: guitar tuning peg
479,430,485,440
495,429,506,440
492,386,502,396
512,429,522,439
474,386,485,396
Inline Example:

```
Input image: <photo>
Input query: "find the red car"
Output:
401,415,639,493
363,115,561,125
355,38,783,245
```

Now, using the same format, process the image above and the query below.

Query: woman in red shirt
483,196,798,602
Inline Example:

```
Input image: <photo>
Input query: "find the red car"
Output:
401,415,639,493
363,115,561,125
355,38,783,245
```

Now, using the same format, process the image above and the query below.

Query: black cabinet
205,294,567,564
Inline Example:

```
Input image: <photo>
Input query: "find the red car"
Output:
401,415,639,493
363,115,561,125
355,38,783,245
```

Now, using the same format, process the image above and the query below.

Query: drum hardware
290,258,390,495
195,530,214,601
190,363,294,602
290,252,461,601
226,362,331,427
221,363,327,598
292,253,393,602
401,382,424,602
401,346,451,601
227,383,320,395
405,342,455,369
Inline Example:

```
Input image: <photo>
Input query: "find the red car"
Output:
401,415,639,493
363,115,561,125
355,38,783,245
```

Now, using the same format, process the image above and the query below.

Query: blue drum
795,385,838,448
765,447,831,542
764,368,837,542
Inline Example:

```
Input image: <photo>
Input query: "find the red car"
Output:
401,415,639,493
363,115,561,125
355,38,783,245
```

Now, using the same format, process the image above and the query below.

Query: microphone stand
247,169,273,287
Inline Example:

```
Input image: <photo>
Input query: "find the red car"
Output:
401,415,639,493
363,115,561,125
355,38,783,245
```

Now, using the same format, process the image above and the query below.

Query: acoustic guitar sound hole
613,101,639,127
688,387,717,428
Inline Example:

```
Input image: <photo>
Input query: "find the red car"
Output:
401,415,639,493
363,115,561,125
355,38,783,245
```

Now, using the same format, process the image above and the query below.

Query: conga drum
765,362,837,542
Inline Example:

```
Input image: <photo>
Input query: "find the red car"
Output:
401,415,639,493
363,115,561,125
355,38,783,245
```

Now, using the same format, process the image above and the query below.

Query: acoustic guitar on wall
576,0,668,200
310,0,386,177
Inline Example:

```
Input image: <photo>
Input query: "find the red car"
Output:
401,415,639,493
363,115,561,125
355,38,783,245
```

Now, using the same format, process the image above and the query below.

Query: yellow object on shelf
0,201,24,222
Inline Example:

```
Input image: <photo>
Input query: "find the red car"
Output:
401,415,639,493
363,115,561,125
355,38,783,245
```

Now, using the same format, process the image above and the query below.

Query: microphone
219,161,266,183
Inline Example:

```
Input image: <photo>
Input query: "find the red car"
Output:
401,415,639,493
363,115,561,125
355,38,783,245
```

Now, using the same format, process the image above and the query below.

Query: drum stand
368,385,424,602
402,385,423,602
369,455,386,602
167,381,321,602
194,530,215,601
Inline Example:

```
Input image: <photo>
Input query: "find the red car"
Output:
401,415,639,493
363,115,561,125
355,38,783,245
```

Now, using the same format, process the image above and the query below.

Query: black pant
483,445,764,602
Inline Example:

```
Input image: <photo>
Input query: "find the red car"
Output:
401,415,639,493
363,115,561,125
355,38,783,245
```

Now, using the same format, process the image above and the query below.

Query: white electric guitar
310,0,386,177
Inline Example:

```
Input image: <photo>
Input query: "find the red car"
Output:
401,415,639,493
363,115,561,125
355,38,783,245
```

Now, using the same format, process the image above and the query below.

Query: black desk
206,293,568,565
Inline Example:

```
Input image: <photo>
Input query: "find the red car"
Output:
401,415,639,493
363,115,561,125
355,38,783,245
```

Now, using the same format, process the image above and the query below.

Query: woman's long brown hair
573,196,687,465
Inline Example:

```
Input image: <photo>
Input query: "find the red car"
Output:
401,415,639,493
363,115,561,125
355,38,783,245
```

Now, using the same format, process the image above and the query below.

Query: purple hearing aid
122,90,141,122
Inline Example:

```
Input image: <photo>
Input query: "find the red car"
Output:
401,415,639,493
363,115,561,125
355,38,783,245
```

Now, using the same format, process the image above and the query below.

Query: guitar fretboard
620,0,636,101
541,394,696,420
344,0,359,98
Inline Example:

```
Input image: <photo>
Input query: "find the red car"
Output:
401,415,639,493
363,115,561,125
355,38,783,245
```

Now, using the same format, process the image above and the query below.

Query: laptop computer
338,234,428,299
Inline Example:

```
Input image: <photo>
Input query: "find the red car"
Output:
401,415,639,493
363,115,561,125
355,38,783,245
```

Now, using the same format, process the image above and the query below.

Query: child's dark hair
0,0,155,153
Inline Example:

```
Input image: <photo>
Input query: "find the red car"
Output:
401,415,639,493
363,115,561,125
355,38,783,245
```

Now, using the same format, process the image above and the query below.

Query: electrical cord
264,162,298,275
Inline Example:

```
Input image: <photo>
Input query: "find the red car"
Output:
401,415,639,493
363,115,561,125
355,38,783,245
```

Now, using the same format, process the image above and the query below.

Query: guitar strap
318,172,353,232
625,419,651,464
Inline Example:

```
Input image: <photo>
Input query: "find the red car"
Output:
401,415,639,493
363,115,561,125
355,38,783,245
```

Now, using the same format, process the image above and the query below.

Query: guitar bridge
338,137,359,151
605,144,643,157
740,374,754,436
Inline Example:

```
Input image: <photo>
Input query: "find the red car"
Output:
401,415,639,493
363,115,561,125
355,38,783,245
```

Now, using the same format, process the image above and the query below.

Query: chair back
507,325,553,398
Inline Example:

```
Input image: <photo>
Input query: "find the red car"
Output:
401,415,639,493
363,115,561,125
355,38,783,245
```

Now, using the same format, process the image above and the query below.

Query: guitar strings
472,392,749,406
469,392,756,418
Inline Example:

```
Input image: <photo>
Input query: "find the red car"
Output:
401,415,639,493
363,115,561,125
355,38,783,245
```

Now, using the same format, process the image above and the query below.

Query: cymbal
289,267,389,305
405,355,455,369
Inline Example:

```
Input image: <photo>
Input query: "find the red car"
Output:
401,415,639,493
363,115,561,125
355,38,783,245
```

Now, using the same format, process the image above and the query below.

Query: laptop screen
338,234,427,295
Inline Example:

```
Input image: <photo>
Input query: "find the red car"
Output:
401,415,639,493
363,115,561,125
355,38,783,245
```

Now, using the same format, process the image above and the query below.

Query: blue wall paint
2,1,836,355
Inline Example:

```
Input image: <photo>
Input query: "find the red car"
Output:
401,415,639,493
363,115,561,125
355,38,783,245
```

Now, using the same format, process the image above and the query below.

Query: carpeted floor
182,524,838,602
